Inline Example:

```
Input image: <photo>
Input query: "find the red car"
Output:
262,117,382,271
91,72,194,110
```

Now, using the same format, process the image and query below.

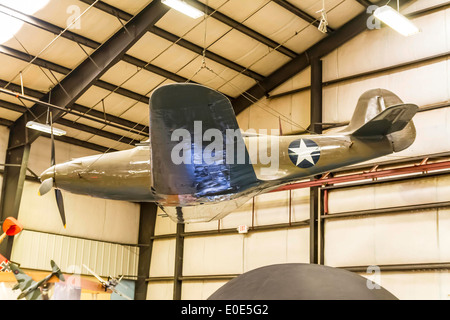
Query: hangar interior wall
2,0,449,301
147,1,450,300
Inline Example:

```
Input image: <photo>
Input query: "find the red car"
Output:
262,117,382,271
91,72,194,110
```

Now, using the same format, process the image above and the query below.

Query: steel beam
173,222,184,300
0,93,147,143
309,58,322,265
271,0,334,33
0,116,117,153
354,0,375,7
135,202,158,300
0,79,148,136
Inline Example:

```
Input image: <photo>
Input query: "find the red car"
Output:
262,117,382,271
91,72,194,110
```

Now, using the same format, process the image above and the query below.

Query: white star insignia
289,140,320,166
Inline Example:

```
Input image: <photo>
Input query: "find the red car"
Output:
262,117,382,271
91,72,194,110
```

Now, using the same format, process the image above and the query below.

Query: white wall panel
220,198,253,230
324,210,449,267
184,218,219,233
328,175,450,214
253,191,289,226
237,90,311,136
323,9,450,82
149,239,175,277
154,208,178,236
181,280,228,300
243,228,309,272
183,235,244,276
146,281,173,300
11,230,139,277
361,271,450,300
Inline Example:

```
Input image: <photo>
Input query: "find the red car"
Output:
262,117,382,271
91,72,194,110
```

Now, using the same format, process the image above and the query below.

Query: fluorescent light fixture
161,0,204,19
374,5,419,37
0,0,50,43
26,121,66,136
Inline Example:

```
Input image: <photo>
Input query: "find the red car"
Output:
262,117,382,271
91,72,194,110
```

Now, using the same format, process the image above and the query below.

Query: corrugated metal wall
11,230,139,277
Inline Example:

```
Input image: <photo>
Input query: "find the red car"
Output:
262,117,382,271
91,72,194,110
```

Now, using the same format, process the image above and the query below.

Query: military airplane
83,264,132,300
38,83,418,224
9,260,65,300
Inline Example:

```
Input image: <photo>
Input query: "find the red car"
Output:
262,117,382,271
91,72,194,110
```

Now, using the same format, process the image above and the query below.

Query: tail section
50,260,65,282
344,89,418,152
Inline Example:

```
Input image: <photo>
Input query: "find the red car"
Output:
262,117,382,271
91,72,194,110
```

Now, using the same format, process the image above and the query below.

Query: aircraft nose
39,166,55,182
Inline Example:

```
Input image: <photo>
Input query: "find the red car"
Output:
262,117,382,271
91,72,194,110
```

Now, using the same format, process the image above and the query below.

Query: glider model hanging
38,84,418,224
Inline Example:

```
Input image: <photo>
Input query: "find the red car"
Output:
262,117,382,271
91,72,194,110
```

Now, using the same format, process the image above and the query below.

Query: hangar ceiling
0,0,382,152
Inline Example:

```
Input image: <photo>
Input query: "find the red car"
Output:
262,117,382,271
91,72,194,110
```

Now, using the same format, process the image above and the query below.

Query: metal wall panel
146,281,173,300
328,175,450,214
181,280,228,300
183,234,244,276
149,239,176,277
360,271,450,300
243,228,309,272
10,229,139,277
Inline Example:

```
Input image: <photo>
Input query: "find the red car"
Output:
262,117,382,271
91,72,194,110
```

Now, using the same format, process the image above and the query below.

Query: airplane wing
9,263,36,292
9,263,43,300
83,264,107,286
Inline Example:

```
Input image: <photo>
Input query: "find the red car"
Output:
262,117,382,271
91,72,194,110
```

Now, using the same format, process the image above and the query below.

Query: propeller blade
38,178,53,196
54,189,66,228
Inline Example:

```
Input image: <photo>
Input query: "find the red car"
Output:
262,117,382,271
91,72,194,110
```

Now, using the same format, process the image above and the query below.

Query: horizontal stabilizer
352,104,418,137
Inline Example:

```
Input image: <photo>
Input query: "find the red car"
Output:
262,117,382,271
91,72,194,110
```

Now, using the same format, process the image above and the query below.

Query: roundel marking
288,139,321,169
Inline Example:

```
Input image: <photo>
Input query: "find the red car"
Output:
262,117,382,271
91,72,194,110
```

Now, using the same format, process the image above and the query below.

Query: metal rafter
80,0,265,82
0,3,190,84
271,0,334,33
0,98,143,144
185,0,298,59
0,118,117,162
0,79,149,136
0,44,151,105
355,0,376,7
231,10,373,114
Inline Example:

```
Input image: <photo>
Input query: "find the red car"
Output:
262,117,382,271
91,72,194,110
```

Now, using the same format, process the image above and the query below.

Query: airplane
83,264,132,300
9,260,65,300
38,83,418,224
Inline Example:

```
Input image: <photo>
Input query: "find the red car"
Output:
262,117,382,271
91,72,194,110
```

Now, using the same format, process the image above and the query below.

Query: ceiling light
0,0,50,43
161,0,204,19
26,121,66,136
374,5,419,37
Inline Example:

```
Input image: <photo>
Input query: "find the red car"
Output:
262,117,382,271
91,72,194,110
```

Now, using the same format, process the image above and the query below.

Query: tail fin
352,103,418,137
50,260,65,282
344,89,418,152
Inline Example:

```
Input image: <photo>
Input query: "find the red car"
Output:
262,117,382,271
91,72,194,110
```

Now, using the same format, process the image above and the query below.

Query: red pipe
272,160,450,192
